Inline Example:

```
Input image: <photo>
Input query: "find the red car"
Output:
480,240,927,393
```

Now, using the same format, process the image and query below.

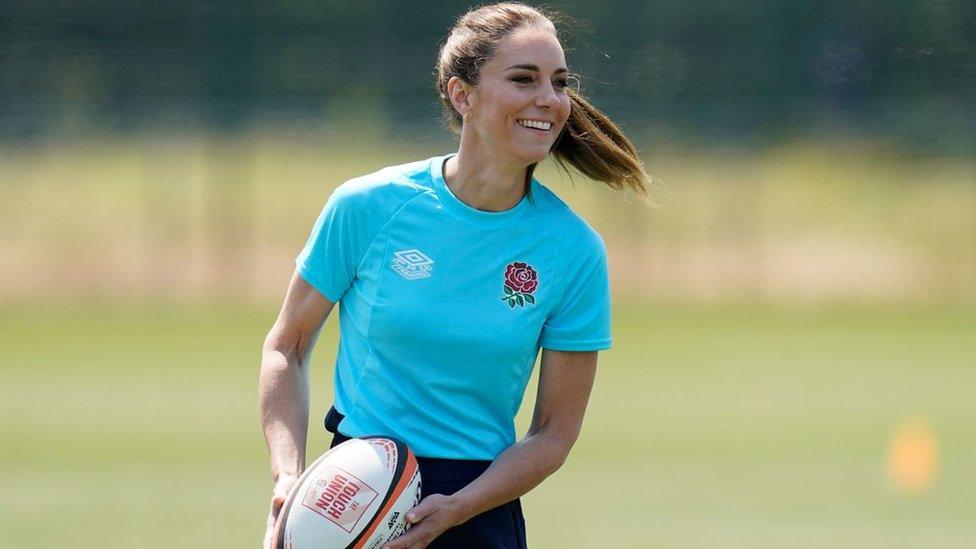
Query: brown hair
434,2,652,200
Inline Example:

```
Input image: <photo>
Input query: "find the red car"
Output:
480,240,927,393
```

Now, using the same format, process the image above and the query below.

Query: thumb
271,487,287,510
271,492,286,511
272,475,298,513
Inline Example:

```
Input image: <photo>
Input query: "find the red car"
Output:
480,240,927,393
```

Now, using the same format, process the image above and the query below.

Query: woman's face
464,26,572,165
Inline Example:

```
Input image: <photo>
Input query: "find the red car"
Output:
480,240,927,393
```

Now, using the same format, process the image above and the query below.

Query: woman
260,3,650,548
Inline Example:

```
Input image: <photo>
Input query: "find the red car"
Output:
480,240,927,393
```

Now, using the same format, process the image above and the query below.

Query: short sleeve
295,186,372,303
538,233,613,351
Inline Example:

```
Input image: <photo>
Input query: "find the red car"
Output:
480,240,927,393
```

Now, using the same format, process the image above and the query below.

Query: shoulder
531,182,607,259
327,157,433,215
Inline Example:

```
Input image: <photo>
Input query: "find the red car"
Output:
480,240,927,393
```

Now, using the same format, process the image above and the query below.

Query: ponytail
550,87,652,200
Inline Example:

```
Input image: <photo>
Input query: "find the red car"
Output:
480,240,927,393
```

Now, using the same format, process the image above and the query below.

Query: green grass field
1,301,974,547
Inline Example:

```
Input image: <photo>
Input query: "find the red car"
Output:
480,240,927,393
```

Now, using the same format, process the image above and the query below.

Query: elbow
259,337,305,396
527,419,582,475
262,328,308,367
262,328,289,357
543,429,579,475
543,444,572,478
259,332,309,405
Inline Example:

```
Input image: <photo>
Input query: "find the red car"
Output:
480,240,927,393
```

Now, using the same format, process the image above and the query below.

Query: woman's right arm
259,271,336,548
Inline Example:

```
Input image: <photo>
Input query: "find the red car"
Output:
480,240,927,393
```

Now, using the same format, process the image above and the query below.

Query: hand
382,494,463,549
263,472,300,549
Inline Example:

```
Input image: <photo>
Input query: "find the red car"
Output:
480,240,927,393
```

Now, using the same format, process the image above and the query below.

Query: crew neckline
430,153,536,227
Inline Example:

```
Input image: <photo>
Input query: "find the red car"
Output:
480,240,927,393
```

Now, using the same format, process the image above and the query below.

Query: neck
443,143,530,212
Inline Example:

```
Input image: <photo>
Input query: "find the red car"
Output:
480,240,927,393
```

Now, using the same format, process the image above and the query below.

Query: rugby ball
273,436,422,549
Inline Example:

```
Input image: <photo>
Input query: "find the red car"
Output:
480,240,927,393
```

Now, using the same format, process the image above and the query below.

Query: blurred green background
1,1,974,548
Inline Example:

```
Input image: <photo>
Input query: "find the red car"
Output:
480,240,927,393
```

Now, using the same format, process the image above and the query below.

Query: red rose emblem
501,261,538,308
505,262,538,294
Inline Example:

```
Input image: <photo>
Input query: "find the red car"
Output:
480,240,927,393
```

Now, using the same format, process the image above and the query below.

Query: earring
463,112,470,123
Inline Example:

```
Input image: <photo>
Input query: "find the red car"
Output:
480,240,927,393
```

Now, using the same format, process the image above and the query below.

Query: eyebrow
505,63,568,74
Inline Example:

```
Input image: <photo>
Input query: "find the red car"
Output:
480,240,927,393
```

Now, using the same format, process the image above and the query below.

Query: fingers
382,517,423,548
382,523,431,549
405,494,443,524
265,499,283,549
385,497,449,549
263,511,276,549
264,476,298,549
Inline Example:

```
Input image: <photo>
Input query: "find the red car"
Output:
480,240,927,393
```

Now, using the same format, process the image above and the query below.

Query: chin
510,144,551,165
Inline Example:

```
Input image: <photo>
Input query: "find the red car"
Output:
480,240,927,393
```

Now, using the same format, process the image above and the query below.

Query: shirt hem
295,260,343,303
539,339,612,351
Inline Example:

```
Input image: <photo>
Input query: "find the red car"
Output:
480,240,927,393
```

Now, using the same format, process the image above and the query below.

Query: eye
512,75,569,90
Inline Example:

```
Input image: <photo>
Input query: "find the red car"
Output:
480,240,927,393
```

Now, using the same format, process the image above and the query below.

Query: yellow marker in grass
886,417,939,494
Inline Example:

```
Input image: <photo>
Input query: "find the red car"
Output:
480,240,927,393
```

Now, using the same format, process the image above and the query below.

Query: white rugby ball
273,436,422,549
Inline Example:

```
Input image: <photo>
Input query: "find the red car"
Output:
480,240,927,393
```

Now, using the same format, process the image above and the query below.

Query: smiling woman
435,4,651,204
259,3,651,549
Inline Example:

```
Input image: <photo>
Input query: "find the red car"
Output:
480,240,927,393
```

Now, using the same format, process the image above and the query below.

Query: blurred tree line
1,0,974,151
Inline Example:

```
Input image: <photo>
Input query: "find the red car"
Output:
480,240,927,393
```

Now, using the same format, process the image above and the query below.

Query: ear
446,76,476,118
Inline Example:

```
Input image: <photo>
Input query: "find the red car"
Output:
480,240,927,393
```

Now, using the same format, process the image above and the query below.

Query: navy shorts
326,407,528,548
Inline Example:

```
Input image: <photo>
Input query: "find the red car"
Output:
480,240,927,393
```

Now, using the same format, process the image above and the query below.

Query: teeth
518,119,552,131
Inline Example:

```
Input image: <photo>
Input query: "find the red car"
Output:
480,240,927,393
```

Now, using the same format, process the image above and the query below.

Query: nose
534,81,560,109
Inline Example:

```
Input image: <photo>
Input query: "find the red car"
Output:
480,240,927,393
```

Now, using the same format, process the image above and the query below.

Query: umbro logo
391,249,433,280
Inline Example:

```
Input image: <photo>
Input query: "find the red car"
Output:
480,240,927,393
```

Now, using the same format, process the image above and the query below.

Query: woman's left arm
383,349,597,549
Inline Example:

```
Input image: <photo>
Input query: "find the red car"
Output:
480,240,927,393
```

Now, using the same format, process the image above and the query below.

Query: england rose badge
500,261,538,308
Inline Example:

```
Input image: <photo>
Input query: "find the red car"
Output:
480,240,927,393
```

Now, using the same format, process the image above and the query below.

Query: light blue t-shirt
296,153,612,460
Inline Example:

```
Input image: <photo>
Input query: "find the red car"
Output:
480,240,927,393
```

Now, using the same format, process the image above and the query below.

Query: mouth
516,119,553,133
